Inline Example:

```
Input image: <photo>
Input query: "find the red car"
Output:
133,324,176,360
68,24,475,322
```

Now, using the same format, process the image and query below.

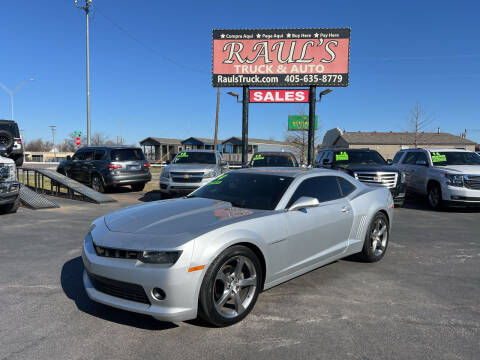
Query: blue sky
1,0,479,145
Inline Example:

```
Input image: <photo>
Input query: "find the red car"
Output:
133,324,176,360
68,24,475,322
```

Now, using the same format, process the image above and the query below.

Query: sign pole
242,86,249,167
307,86,317,166
214,87,220,151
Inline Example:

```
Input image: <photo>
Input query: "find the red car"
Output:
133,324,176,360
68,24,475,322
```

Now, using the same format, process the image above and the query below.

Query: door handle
341,206,350,213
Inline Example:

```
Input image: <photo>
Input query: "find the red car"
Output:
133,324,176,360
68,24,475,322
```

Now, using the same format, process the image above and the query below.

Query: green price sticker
208,173,228,185
431,152,447,162
253,155,264,161
177,152,189,158
335,152,349,161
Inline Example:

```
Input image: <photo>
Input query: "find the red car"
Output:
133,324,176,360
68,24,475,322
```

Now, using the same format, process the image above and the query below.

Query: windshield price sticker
177,152,189,158
431,152,447,162
336,152,349,161
208,173,228,185
213,28,350,87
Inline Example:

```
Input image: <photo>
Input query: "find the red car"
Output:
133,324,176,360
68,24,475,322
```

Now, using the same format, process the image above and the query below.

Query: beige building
321,128,477,160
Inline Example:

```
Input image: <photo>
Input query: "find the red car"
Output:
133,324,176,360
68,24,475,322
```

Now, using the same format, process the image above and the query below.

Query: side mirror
386,159,393,165
221,160,227,166
416,160,427,166
66,155,72,161
288,196,320,211
166,160,171,165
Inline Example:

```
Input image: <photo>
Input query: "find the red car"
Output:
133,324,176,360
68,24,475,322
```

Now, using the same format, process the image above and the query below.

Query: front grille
94,244,140,259
170,172,204,176
87,271,151,305
465,175,480,190
171,177,202,183
355,172,398,189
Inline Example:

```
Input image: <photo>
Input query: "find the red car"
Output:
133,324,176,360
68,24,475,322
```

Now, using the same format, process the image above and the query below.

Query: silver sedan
82,168,394,326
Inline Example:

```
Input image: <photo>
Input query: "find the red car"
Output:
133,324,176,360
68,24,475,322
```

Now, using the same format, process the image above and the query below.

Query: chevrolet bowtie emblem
183,174,191,179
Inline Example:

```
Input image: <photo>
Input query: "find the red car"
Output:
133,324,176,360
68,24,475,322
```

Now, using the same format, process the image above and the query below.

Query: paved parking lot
0,192,479,360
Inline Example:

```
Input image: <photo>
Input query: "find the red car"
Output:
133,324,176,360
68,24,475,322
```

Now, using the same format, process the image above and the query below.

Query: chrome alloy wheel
428,186,441,208
92,176,101,192
213,255,257,318
370,217,388,257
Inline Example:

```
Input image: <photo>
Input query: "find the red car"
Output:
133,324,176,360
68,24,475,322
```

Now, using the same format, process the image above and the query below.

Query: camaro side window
337,177,356,196
287,176,342,208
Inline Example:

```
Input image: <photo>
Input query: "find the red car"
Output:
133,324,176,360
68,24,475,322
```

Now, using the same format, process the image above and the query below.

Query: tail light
107,164,122,170
15,138,22,144
143,163,150,167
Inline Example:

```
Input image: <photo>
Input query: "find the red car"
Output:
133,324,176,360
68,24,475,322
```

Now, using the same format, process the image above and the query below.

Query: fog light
152,287,166,300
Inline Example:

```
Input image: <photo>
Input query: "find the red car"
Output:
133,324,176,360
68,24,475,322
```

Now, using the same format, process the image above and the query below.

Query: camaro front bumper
81,233,204,322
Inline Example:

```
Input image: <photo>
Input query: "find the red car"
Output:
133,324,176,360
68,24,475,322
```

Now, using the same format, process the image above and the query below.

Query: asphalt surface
0,192,479,360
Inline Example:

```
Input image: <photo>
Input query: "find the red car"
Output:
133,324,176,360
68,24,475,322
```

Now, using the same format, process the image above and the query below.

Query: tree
24,138,53,152
407,103,434,148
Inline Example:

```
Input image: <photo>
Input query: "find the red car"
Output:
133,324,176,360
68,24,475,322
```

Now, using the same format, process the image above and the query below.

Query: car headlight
400,171,406,183
85,231,93,245
138,251,182,265
161,168,170,178
0,163,17,182
445,174,464,187
204,169,217,178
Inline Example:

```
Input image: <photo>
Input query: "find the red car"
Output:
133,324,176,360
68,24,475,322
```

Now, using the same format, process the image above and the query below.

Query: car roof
422,148,472,152
321,148,372,152
231,167,340,178
181,149,218,153
253,151,295,156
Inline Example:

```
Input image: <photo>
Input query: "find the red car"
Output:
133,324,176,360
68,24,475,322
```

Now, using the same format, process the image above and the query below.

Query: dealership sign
213,28,350,87
288,115,318,130
250,89,309,103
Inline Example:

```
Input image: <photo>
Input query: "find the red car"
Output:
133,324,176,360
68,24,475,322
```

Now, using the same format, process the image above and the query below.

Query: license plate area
127,165,141,171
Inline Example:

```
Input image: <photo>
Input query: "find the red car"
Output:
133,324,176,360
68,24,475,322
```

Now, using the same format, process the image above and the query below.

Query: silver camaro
82,168,394,326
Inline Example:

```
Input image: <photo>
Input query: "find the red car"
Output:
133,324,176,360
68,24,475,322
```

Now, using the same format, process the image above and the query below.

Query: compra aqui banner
212,28,350,87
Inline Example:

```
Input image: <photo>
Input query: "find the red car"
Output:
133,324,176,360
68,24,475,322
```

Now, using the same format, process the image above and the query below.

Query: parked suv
160,149,228,197
315,148,406,206
0,120,23,167
248,151,299,167
0,146,21,214
394,148,480,209
57,146,151,193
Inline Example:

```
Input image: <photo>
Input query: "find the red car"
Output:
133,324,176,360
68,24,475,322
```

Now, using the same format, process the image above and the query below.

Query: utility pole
74,0,92,146
50,125,56,162
214,88,220,151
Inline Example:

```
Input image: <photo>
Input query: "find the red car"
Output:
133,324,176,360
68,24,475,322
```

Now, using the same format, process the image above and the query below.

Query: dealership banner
213,28,350,87
249,89,309,103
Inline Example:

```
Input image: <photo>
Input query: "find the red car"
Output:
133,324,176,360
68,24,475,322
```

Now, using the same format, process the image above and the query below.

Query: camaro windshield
430,151,480,166
189,172,293,210
334,151,386,166
173,152,216,164
250,154,297,167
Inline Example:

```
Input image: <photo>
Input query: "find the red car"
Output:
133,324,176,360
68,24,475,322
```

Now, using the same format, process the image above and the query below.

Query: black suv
248,151,299,167
57,146,151,193
0,120,24,167
315,148,406,207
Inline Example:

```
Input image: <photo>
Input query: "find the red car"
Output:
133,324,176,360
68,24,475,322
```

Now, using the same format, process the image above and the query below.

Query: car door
79,149,95,184
398,151,419,192
69,150,85,181
283,175,354,273
410,151,429,194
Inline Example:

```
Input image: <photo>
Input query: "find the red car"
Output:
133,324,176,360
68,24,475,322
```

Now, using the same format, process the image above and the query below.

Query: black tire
0,130,14,151
0,196,20,214
427,183,443,210
198,245,263,327
14,156,24,167
131,183,145,192
358,212,390,263
91,174,105,193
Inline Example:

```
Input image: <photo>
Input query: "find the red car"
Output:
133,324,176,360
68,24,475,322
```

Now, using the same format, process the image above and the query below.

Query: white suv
394,148,480,209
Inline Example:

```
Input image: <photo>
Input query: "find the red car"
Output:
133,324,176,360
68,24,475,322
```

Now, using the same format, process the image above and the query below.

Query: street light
318,88,332,101
227,91,242,103
0,78,36,120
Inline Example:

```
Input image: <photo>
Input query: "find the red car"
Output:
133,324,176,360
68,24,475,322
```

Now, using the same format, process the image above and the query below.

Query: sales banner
288,115,318,130
213,28,350,87
249,89,309,103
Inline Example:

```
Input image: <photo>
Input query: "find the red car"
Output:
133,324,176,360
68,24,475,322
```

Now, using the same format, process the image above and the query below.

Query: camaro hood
434,165,480,174
96,198,268,250
166,164,218,172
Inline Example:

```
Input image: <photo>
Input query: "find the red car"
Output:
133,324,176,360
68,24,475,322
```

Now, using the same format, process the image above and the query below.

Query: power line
93,5,208,74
